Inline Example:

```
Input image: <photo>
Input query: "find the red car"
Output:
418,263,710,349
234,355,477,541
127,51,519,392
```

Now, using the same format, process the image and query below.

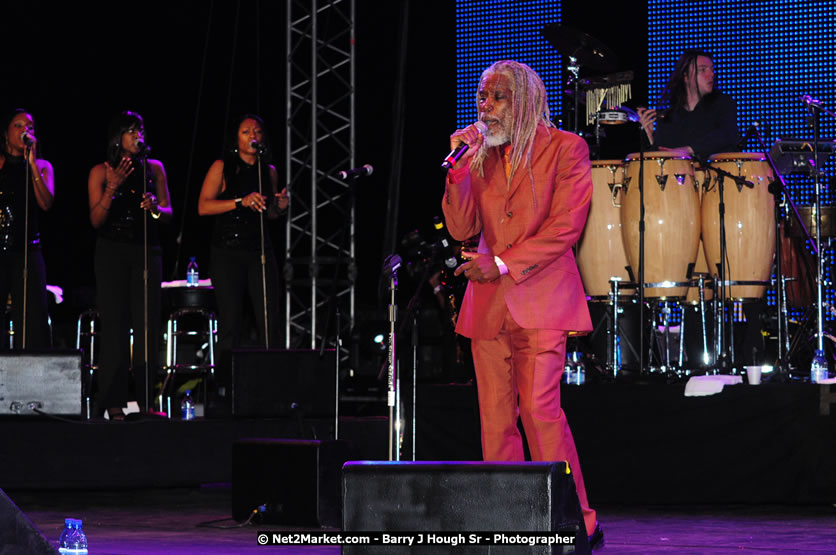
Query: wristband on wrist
235,198,243,210
494,256,509,275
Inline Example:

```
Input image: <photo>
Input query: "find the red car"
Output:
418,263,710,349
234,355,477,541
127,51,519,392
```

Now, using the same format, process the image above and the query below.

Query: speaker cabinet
231,349,336,418
342,461,589,554
0,351,81,416
232,438,349,528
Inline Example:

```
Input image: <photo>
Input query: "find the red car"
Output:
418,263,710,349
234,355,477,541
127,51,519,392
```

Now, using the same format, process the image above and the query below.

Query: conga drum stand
702,164,758,372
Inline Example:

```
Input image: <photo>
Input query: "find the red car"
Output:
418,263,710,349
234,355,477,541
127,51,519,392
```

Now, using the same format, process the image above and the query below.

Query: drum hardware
753,109,836,380
583,73,634,127
590,105,639,177
609,277,623,377
696,273,712,366
647,300,689,374
606,276,715,378
596,109,632,125
540,24,619,133
607,277,642,377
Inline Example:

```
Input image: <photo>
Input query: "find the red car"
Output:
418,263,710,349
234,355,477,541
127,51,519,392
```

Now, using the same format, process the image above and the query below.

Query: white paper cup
745,366,762,385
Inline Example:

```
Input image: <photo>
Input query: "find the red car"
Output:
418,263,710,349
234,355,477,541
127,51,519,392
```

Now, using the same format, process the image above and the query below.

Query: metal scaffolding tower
284,0,356,350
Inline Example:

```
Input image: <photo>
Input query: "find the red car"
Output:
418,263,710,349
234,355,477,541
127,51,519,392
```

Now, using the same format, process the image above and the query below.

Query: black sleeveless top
211,160,271,251
0,154,41,251
97,158,160,245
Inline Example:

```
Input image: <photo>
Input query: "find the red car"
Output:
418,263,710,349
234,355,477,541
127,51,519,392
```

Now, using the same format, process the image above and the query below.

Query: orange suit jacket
442,125,593,340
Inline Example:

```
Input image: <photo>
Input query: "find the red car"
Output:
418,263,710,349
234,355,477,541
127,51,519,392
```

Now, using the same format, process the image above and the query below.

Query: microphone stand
807,101,834,378
713,167,730,371
318,171,361,441
141,152,150,411
637,127,646,375
21,145,31,349
701,164,752,372
751,126,807,381
256,146,270,349
382,254,402,461
377,245,445,461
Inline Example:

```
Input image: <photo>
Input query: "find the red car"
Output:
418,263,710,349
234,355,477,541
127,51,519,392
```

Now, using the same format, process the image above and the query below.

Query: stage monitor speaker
342,461,589,554
232,438,349,528
0,488,55,554
231,349,336,418
0,351,81,416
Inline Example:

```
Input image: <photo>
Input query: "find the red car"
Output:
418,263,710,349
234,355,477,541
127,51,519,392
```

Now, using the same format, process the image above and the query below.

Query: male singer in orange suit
442,60,601,548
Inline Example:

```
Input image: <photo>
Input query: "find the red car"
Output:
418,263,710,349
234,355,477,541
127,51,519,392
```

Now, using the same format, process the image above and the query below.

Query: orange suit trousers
471,309,597,536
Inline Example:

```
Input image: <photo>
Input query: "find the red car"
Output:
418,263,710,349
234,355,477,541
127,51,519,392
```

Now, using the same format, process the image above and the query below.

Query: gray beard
485,129,510,147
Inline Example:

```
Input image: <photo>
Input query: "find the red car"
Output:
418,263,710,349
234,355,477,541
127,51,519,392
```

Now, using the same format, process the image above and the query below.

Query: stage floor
11,486,836,553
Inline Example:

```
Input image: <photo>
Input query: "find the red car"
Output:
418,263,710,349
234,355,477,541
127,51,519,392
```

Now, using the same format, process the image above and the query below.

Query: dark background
0,1,646,345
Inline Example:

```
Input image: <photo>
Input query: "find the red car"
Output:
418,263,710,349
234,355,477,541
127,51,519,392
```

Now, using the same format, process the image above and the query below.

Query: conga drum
577,160,632,299
621,152,701,298
702,153,775,299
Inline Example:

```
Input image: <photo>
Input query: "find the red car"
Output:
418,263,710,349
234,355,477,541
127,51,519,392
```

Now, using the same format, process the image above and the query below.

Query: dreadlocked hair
469,60,554,185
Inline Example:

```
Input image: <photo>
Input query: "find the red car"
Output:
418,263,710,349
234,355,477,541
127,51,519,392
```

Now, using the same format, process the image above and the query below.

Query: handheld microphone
441,122,487,170
337,164,374,180
20,132,35,146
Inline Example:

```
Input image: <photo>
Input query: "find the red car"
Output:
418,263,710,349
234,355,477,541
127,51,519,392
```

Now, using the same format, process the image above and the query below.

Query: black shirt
211,160,272,251
98,158,160,245
655,92,740,162
0,154,41,251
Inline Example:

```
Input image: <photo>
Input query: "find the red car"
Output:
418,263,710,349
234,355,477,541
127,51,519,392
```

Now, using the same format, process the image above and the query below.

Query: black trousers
94,237,161,411
210,245,281,359
0,247,50,349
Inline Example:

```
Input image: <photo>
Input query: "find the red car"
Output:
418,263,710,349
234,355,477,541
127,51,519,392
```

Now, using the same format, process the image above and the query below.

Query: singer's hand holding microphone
20,131,39,164
442,121,487,170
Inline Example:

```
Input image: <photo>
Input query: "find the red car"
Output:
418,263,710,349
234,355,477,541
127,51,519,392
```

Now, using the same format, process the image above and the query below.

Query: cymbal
540,24,618,71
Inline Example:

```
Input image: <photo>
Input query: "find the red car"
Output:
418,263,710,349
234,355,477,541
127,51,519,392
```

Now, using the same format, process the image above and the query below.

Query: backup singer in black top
88,111,172,420
0,109,54,349
198,114,289,365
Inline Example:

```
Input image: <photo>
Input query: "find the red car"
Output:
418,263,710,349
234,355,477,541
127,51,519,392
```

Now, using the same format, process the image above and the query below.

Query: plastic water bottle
810,350,829,383
574,352,587,385
563,354,576,384
181,390,195,420
57,518,72,553
72,520,88,555
58,519,88,555
186,256,199,287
